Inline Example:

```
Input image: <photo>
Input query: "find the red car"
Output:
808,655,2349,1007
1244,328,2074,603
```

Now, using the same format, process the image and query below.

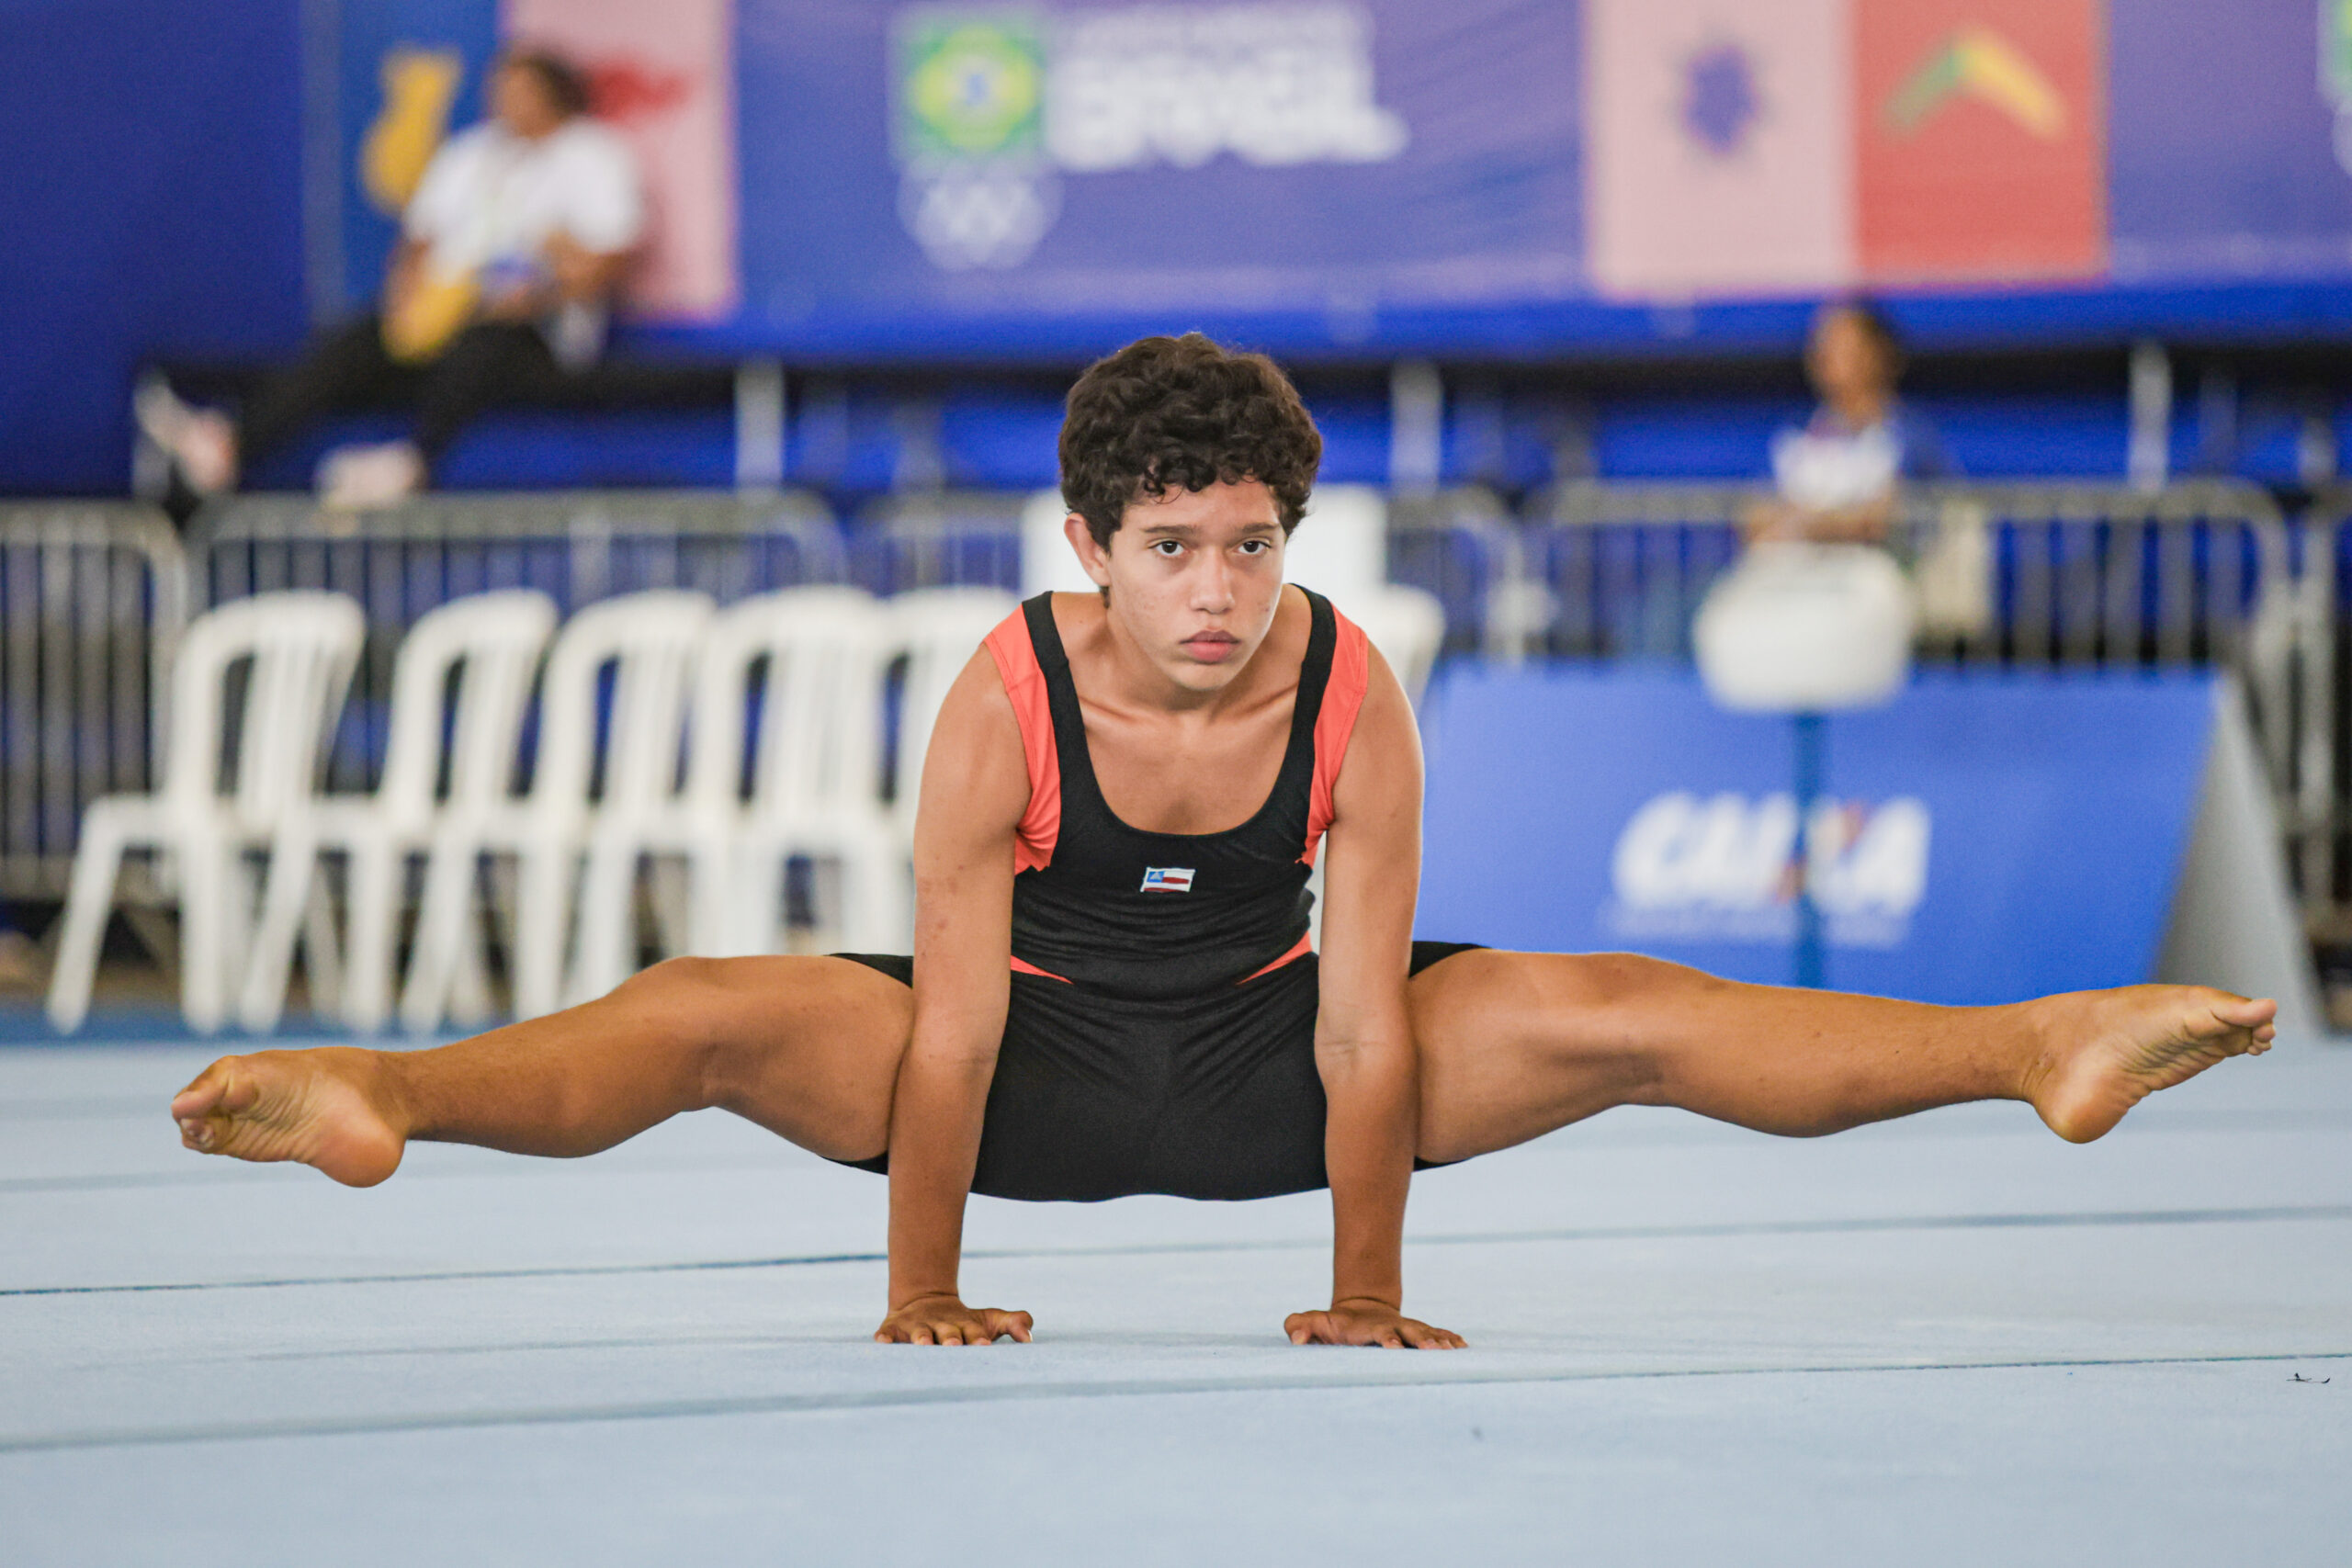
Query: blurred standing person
139,48,643,508
1745,299,1950,549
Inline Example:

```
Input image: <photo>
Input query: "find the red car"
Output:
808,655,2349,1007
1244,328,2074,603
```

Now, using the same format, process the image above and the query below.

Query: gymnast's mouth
1180,630,1240,662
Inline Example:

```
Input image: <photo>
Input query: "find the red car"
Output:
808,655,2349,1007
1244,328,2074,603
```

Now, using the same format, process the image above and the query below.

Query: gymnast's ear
1066,512,1113,592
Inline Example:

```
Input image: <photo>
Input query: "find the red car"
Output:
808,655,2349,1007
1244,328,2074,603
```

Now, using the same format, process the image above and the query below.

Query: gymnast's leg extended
167,956,912,1186
1408,950,2276,1166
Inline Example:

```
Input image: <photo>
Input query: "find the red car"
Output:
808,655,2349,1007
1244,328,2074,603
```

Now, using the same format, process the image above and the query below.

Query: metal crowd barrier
1517,479,2328,908
1521,480,2298,666
187,491,844,793
854,490,1029,594
0,504,186,898
1386,487,1532,660
0,481,2331,924
851,483,1544,661
2279,484,2352,918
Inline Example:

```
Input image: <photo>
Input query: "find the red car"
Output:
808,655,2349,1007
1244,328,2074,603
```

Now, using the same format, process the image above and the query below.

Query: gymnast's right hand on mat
874,1293,1035,1346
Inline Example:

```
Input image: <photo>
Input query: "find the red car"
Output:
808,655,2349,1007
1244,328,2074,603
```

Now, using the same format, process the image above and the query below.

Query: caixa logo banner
1417,667,2212,1002
1605,792,1930,951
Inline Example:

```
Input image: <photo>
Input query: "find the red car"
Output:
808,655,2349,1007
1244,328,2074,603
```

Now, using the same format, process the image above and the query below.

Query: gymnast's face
1069,479,1289,694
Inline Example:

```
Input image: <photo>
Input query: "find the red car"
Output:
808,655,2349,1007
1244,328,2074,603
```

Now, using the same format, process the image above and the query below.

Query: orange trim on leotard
984,608,1061,874
1010,954,1072,983
1238,929,1314,982
1302,607,1371,866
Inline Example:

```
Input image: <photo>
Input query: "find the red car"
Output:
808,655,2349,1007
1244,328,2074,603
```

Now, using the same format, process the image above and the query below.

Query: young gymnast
168,333,2277,1350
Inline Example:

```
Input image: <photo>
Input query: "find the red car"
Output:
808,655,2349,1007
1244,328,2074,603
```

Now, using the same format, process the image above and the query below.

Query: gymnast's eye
1237,538,1272,556
1151,539,1184,557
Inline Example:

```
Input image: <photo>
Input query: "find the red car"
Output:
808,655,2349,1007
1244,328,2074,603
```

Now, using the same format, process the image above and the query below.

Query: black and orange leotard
836,586,1477,1201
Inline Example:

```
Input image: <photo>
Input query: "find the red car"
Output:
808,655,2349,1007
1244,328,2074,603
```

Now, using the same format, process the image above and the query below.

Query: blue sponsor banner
312,0,2352,353
734,0,1582,352
328,0,501,319
2109,0,2352,286
1416,666,2213,1003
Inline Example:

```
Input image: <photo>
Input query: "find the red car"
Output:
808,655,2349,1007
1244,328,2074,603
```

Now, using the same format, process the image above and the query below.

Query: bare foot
132,378,238,493
169,1048,407,1186
2030,986,2278,1143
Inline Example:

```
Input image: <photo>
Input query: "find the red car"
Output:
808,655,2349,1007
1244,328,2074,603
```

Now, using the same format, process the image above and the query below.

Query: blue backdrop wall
0,0,309,493
17,1,2352,494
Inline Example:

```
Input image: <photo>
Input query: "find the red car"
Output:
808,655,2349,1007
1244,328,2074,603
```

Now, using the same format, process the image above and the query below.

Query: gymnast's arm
875,651,1035,1347
1285,646,1464,1349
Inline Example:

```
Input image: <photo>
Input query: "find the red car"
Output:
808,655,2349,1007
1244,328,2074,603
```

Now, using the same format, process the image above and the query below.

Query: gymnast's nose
1189,549,1237,616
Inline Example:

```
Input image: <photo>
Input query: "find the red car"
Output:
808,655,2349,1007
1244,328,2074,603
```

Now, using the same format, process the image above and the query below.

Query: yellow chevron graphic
1886,26,2066,141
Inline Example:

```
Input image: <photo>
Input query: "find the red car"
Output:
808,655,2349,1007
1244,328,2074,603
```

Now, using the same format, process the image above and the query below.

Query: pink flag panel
503,0,740,321
1587,0,1857,300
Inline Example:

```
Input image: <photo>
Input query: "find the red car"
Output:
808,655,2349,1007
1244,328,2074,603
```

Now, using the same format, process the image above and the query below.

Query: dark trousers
238,315,569,476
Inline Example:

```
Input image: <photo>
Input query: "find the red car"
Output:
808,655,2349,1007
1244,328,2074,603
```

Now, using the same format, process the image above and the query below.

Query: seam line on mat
4,1350,2346,1454
6,1203,2349,1297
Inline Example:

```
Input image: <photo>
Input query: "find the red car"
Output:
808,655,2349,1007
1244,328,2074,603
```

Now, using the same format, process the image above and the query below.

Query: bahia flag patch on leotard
1139,866,1195,893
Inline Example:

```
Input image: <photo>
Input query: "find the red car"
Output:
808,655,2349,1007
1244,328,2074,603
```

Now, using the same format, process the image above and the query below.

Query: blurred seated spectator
138,48,642,508
1744,299,1949,550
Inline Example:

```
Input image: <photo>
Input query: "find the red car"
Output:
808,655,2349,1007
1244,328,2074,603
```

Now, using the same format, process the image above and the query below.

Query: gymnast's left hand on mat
1284,1299,1467,1349
872,1292,1035,1346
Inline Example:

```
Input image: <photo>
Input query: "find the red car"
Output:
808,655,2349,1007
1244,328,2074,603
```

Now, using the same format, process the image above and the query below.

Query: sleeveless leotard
833,586,1479,1201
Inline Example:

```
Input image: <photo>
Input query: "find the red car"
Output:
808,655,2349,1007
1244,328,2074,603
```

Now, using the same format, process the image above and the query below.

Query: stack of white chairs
47,591,365,1034
1288,484,1447,703
605,587,907,962
885,587,1023,850
235,590,558,1032
46,571,1097,1035
564,585,1012,984
1021,489,1095,595
405,589,712,1026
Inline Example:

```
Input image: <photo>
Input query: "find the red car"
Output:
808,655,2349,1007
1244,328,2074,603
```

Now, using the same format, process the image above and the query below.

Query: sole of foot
169,1048,405,1187
2033,985,2277,1144
133,378,237,493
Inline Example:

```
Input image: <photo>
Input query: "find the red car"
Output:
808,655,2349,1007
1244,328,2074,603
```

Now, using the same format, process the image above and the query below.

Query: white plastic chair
649,588,906,956
885,587,1022,849
1343,584,1448,705
235,590,557,1032
1020,489,1096,595
1286,485,1446,703
48,592,364,1033
402,590,712,1027
1286,483,1390,604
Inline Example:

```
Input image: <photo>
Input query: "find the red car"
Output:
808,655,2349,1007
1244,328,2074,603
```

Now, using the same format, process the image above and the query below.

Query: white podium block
1694,543,1916,714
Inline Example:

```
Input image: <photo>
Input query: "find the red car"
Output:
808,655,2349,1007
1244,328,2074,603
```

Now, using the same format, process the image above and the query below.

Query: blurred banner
319,0,2352,348
505,0,739,319
1416,667,2214,1004
332,0,737,321
1589,0,2105,297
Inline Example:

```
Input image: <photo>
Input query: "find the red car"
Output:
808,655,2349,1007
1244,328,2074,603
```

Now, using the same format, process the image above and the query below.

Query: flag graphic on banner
1857,0,2104,285
1883,27,2066,139
1587,0,2106,299
1587,0,1854,299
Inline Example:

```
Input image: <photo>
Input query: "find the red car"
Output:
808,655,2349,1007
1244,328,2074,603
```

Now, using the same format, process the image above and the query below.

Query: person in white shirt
1744,299,1951,550
139,49,644,507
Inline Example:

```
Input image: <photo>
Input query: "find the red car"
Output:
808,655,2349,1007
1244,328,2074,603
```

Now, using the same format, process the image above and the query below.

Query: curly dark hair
1058,333,1322,548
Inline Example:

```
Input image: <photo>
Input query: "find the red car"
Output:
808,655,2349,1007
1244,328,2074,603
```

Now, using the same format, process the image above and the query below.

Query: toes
213,1063,264,1115
2204,993,2278,1032
169,1062,233,1121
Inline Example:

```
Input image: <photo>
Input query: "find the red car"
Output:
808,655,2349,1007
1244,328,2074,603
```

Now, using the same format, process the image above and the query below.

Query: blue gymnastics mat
3,1033,2347,1565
